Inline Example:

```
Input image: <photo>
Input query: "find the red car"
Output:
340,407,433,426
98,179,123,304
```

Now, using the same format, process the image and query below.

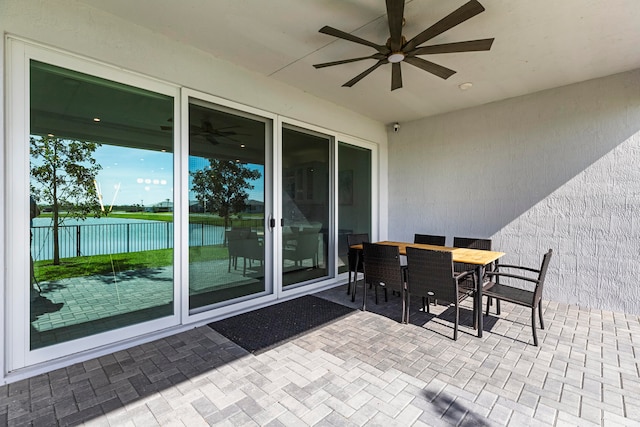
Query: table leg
476,264,484,338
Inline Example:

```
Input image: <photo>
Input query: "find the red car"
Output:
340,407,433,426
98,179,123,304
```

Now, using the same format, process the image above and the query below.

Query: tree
191,159,261,230
30,135,102,265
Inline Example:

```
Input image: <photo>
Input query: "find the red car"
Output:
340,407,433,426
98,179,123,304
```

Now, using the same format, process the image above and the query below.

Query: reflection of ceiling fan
314,0,494,91
160,118,242,145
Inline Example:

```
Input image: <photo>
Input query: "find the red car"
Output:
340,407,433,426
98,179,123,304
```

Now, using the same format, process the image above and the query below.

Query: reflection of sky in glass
32,144,265,207
95,145,173,206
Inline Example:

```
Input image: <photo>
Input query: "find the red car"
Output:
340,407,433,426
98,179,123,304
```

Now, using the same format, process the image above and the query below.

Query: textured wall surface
388,69,640,314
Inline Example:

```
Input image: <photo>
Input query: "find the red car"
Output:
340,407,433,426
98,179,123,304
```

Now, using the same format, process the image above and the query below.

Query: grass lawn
34,245,228,282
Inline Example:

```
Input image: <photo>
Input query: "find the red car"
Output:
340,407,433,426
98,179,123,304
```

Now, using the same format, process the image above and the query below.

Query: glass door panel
338,142,372,273
188,100,270,310
29,60,175,349
282,126,331,287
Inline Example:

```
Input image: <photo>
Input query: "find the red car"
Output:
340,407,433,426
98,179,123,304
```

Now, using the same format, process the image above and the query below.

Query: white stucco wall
388,69,640,314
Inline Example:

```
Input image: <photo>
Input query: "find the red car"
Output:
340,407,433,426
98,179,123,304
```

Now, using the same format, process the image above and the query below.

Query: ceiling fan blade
391,62,402,91
386,0,405,51
314,54,385,69
343,60,386,87
160,125,173,131
410,38,494,55
403,56,456,80
320,26,390,54
404,0,486,51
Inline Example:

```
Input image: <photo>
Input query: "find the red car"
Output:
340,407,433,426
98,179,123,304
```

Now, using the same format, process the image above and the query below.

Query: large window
29,60,175,349
337,142,372,273
282,126,331,287
188,99,271,311
7,40,376,372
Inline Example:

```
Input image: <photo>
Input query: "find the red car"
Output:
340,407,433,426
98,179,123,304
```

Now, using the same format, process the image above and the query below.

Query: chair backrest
405,247,458,303
453,237,491,251
533,249,553,304
294,231,319,258
228,229,262,259
414,234,446,246
453,237,492,273
362,242,404,293
347,233,369,271
227,229,251,255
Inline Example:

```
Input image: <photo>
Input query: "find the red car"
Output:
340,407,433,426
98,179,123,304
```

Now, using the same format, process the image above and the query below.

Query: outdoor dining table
349,241,505,338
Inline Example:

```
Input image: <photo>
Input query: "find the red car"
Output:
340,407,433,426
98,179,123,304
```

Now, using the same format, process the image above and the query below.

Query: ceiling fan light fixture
459,82,473,90
388,52,405,63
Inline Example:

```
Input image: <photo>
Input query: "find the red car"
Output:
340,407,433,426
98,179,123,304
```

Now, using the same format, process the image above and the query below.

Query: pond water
31,217,225,261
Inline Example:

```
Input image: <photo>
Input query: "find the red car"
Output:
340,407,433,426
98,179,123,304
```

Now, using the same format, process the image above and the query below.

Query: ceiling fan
160,118,243,145
313,0,494,91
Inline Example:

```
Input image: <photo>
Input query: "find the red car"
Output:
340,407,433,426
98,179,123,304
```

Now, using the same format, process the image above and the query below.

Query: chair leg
374,284,378,305
538,303,545,329
472,297,477,329
351,275,357,303
347,270,352,294
496,299,501,315
485,296,491,316
401,290,406,324
453,301,459,341
421,297,426,312
384,287,388,302
405,293,410,323
531,307,538,346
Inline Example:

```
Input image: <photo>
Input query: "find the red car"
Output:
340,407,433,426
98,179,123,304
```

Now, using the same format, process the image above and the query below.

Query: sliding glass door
188,99,272,311
281,125,331,287
28,60,176,350
337,142,372,273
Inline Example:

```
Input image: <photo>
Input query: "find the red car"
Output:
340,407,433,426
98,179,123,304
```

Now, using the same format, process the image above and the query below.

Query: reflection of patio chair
227,229,263,276
283,231,319,268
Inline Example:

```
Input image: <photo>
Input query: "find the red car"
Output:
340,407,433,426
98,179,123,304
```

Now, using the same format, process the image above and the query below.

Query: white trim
180,88,280,326
6,38,182,371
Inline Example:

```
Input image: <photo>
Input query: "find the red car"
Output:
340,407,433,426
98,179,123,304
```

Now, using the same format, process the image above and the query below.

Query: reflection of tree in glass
30,136,102,265
191,159,261,231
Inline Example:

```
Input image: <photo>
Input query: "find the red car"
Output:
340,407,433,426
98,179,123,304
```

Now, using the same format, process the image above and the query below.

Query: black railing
31,219,262,261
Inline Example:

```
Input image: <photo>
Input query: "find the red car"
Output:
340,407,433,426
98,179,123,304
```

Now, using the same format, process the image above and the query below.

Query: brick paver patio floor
2,281,640,426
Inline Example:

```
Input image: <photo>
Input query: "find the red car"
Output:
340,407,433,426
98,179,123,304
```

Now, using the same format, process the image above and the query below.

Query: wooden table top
350,241,505,266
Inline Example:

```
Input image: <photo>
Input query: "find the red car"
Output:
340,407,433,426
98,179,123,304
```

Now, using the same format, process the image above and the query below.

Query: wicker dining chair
483,249,553,346
346,233,369,301
405,247,475,340
414,233,446,246
361,242,405,318
453,237,494,291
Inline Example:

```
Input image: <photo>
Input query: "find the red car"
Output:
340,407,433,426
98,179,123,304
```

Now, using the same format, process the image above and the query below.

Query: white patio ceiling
78,0,640,125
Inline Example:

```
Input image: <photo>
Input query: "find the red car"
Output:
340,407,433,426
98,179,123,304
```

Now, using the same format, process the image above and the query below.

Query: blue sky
95,145,264,207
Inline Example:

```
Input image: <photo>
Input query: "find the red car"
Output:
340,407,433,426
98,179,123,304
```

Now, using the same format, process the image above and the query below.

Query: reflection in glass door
282,126,331,287
188,100,271,310
29,60,175,349
338,142,372,273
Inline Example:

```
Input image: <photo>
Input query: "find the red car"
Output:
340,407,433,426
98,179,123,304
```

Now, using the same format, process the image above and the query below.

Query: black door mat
208,295,356,354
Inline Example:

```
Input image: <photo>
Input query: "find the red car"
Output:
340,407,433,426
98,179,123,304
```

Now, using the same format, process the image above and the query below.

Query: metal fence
31,219,262,261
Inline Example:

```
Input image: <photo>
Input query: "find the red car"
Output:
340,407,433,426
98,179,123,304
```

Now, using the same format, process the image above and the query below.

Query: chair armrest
486,271,538,283
454,270,475,282
495,264,540,274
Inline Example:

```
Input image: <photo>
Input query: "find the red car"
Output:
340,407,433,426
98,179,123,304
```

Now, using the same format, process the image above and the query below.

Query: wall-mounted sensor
393,122,399,132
